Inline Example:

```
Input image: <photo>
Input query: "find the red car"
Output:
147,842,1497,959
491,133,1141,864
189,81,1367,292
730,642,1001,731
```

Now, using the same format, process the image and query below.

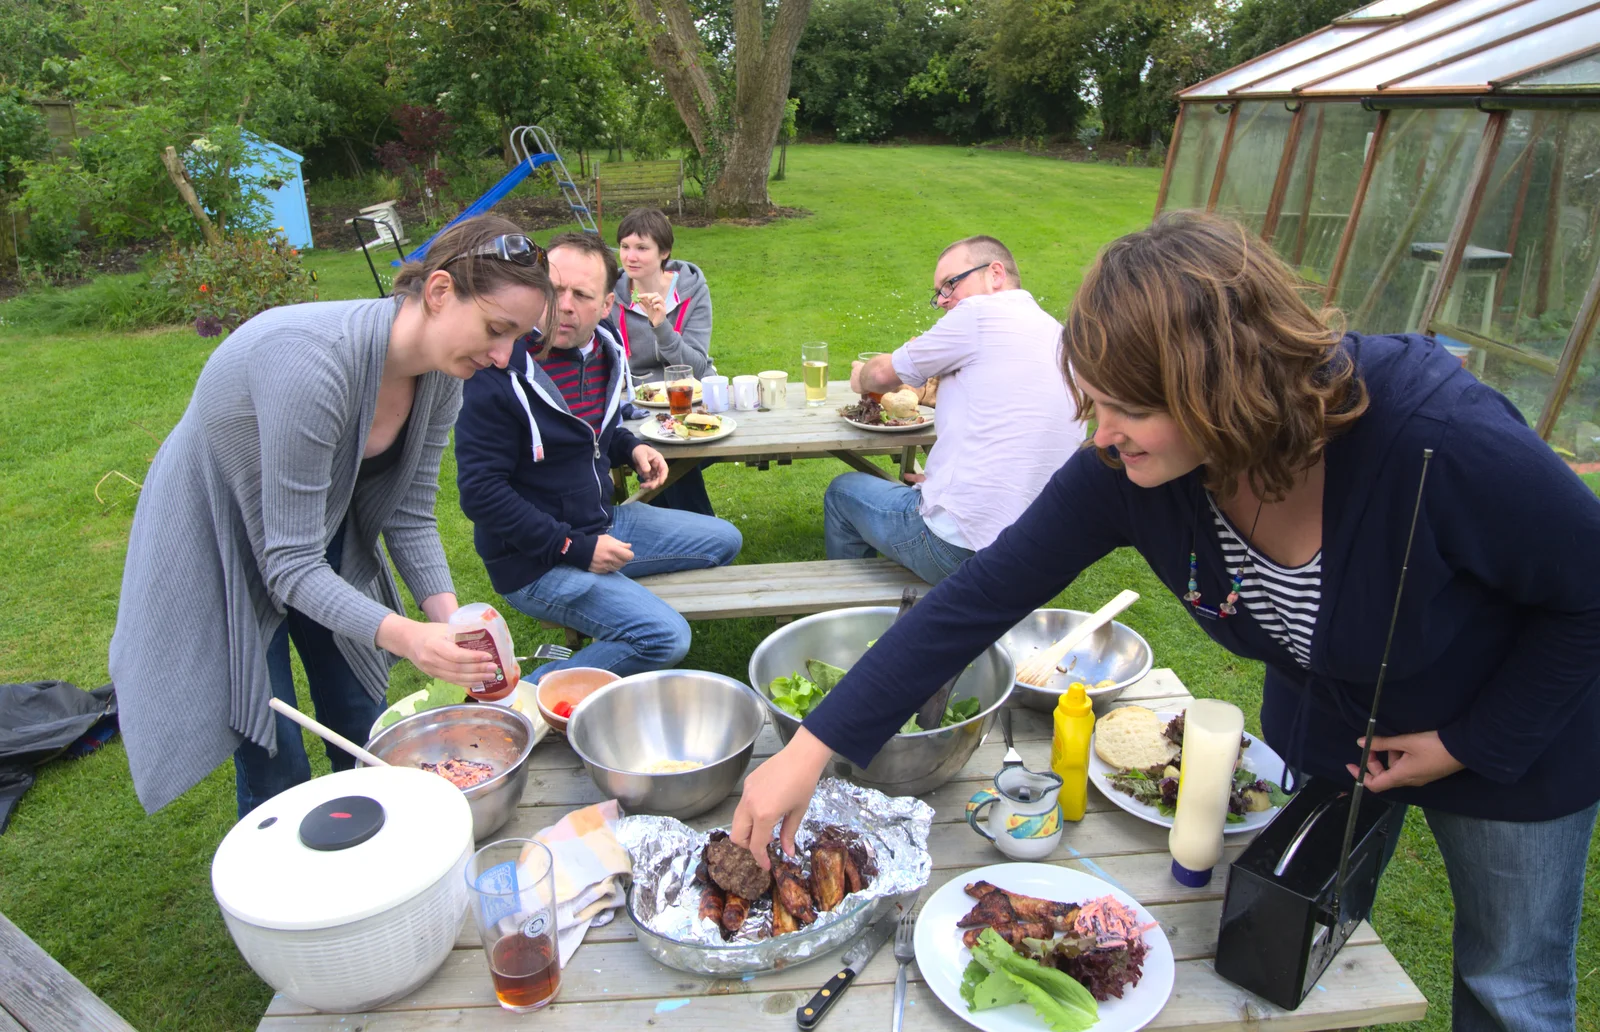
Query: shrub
0,271,190,334
152,231,317,337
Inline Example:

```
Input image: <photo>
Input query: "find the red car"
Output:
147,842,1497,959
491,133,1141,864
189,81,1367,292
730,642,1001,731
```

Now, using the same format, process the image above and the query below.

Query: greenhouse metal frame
1158,0,1600,455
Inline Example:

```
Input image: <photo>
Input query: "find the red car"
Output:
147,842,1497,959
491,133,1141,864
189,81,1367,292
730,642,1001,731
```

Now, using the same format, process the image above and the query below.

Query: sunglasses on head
446,234,549,270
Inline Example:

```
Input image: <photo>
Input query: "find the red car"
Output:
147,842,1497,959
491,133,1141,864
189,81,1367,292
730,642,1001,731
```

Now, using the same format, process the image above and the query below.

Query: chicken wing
808,841,847,912
767,842,817,926
771,896,799,936
964,881,1079,932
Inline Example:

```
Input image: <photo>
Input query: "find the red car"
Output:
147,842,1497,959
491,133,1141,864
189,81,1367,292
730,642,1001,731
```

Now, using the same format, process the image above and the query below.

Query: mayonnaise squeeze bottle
1050,684,1095,821
448,603,516,703
1168,698,1244,886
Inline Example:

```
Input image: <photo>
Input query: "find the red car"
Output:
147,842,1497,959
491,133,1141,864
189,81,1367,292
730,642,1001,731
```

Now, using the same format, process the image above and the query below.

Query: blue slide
395,153,558,265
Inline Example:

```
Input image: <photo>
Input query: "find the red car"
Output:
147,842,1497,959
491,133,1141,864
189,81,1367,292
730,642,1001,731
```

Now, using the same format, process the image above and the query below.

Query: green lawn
0,143,1593,1031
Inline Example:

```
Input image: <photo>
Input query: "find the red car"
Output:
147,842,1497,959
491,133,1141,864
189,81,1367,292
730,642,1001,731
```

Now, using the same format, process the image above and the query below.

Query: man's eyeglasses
446,234,549,270
930,263,989,307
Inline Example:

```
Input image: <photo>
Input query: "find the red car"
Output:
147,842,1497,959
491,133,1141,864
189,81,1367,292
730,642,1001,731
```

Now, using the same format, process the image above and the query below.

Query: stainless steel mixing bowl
566,670,766,819
363,703,535,840
747,606,1014,797
997,608,1153,710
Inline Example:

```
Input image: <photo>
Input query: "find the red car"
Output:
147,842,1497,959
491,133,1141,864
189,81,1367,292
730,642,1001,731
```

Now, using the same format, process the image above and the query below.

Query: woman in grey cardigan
110,215,554,816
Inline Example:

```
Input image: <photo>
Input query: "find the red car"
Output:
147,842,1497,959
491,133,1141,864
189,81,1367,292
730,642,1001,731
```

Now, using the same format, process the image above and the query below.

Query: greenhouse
1159,0,1600,457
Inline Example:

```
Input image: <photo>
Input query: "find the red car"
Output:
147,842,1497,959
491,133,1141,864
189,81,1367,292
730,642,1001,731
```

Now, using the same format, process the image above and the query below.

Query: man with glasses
455,232,743,678
825,235,1084,584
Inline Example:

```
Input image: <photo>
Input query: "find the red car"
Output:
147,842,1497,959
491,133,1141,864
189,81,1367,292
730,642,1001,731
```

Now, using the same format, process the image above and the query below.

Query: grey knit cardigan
109,298,463,813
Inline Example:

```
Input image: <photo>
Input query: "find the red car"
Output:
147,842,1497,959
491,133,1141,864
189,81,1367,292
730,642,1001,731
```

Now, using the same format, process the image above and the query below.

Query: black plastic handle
796,965,857,1029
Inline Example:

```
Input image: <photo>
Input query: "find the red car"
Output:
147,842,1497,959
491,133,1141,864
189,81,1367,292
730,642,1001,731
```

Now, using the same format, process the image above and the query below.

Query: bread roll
1093,705,1180,771
881,388,920,420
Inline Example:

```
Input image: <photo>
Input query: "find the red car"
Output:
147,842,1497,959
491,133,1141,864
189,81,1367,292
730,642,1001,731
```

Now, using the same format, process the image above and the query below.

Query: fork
514,643,573,663
891,901,917,1032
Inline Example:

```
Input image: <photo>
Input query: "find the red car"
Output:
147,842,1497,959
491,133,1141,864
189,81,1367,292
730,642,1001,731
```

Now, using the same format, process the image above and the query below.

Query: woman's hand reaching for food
731,728,835,869
1346,730,1464,791
378,615,502,686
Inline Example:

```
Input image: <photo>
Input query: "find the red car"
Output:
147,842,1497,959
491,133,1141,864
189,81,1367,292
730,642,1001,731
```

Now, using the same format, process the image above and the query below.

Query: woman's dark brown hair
392,214,555,339
1061,210,1367,501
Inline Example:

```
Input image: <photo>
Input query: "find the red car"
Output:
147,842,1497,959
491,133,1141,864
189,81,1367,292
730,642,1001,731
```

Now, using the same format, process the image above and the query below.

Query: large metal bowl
748,607,1014,797
566,670,766,819
363,703,535,840
997,608,1153,711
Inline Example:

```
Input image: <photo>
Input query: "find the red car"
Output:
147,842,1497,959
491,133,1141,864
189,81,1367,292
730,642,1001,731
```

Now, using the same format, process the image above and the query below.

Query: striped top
1209,496,1322,667
537,336,612,429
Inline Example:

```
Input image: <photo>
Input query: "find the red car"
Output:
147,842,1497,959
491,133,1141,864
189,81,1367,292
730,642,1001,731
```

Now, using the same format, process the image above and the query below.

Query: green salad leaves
959,928,1098,1031
767,658,981,732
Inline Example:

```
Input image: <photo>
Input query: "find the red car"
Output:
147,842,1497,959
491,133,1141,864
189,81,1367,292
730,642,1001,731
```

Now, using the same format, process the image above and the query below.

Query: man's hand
632,444,669,490
636,291,668,327
849,360,866,394
730,729,835,868
1345,730,1465,791
900,472,926,485
590,534,635,573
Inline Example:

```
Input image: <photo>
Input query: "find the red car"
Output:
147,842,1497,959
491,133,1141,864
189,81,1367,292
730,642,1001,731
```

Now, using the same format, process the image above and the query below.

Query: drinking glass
664,363,694,416
801,342,829,406
856,351,886,401
465,838,562,1013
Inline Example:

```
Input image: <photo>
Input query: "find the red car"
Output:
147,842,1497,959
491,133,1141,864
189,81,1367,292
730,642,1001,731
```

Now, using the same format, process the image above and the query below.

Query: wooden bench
593,160,683,231
0,911,136,1032
541,558,933,646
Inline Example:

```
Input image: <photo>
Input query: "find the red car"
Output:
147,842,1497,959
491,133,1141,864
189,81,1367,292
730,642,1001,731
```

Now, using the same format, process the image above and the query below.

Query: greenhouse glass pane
1246,0,1512,94
1333,107,1488,332
1436,110,1600,436
1401,9,1600,89
1213,102,1297,233
1185,26,1381,98
1507,48,1600,86
1309,0,1588,94
1344,0,1442,18
1269,104,1380,284
1161,104,1228,212
1541,313,1600,458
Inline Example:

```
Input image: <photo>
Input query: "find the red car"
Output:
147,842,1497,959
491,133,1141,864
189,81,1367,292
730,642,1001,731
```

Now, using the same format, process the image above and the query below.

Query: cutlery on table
890,896,918,1032
795,893,916,1029
514,643,574,664
1015,589,1141,687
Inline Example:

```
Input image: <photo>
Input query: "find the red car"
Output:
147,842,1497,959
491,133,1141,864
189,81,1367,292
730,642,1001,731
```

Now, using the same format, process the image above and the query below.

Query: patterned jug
965,760,1064,861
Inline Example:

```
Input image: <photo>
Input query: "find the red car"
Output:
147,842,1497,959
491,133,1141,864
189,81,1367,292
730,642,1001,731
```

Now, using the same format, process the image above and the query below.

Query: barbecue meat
721,893,749,939
962,920,1052,948
964,881,1079,932
706,838,772,900
771,897,800,936
809,840,847,912
957,887,1018,929
767,843,817,926
698,883,726,926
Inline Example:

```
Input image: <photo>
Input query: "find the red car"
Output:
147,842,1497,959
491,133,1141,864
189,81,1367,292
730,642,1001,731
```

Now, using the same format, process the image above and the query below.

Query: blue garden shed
239,132,313,250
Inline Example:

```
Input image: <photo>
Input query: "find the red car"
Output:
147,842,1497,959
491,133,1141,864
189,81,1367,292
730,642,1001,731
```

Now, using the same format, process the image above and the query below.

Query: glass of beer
857,351,886,402
802,342,829,406
465,838,562,1013
664,363,694,416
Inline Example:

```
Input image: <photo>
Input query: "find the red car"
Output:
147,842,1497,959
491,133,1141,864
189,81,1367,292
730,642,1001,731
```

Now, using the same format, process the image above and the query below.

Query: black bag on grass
0,681,118,834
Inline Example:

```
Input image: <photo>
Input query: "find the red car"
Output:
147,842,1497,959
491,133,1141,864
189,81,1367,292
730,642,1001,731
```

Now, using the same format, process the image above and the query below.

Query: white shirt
891,289,1084,551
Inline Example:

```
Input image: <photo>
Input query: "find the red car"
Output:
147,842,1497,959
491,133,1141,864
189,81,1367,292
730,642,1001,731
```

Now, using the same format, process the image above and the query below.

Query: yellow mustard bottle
1050,684,1095,821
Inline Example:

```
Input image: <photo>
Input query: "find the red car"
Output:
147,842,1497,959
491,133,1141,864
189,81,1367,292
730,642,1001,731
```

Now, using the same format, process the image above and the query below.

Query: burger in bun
880,388,922,421
683,413,723,438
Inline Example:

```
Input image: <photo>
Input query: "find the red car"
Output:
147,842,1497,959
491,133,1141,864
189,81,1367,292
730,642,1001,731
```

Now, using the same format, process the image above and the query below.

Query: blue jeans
503,502,741,678
232,528,386,819
823,472,974,585
1411,801,1599,1031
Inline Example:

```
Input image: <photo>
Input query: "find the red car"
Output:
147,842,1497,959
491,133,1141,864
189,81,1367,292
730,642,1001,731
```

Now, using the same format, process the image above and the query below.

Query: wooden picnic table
622,381,938,503
258,668,1427,1031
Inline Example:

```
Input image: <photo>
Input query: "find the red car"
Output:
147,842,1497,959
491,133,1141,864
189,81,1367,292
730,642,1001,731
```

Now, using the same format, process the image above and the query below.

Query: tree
1229,0,1360,64
627,0,813,215
789,0,953,142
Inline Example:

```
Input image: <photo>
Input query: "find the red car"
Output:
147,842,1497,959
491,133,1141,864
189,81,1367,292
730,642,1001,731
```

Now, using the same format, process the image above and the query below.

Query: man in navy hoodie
455,233,742,677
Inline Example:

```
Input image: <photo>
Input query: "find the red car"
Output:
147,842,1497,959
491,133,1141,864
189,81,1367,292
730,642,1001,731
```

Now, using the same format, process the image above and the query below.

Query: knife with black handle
795,898,910,1029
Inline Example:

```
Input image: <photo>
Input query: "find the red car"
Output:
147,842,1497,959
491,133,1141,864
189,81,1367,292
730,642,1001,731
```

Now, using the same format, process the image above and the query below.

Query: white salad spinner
212,765,474,1012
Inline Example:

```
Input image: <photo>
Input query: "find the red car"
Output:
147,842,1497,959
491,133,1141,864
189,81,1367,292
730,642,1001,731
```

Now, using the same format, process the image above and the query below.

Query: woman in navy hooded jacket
732,213,1600,1032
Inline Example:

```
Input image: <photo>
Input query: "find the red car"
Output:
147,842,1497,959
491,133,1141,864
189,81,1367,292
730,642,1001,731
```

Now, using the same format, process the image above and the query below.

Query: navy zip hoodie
455,322,641,592
805,333,1600,822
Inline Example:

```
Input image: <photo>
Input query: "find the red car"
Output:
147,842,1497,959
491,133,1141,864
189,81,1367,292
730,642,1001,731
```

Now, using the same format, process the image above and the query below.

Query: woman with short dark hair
733,212,1600,1032
111,215,555,817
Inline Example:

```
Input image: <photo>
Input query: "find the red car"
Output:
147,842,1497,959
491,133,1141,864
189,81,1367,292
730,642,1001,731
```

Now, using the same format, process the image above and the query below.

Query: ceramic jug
965,759,1064,861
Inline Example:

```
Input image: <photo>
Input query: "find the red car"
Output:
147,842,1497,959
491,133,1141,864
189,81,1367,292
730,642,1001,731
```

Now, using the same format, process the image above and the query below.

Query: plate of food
839,387,934,432
637,411,736,444
914,862,1174,1032
1089,707,1291,834
634,378,703,408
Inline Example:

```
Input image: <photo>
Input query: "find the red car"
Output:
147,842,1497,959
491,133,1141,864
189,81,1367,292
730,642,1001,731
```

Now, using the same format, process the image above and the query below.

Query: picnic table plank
0,1006,25,1032
0,912,137,1032
631,558,934,620
259,669,1427,1031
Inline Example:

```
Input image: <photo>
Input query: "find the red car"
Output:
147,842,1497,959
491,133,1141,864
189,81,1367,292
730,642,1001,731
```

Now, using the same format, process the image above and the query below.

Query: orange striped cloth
532,799,632,964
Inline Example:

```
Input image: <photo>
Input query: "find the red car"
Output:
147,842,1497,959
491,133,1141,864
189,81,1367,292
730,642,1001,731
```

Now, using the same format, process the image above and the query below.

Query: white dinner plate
914,862,1175,1032
635,413,738,445
841,405,935,433
633,380,703,408
1089,712,1291,834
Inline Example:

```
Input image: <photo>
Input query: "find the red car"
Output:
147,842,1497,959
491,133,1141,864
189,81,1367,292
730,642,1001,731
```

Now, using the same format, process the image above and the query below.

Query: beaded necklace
1184,492,1265,620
